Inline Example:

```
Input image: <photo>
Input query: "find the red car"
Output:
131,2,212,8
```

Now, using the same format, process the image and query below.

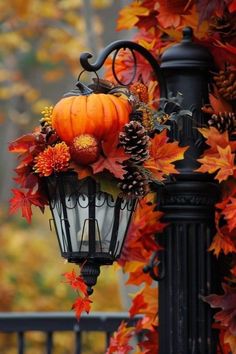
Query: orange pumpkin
51,93,132,144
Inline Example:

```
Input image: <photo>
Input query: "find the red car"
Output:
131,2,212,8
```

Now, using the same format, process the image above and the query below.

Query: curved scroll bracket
143,249,166,282
80,40,167,98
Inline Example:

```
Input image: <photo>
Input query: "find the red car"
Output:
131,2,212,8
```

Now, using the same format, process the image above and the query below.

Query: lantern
46,172,136,294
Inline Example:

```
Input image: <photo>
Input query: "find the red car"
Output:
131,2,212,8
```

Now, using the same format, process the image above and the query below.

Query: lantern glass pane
115,199,134,257
95,193,115,252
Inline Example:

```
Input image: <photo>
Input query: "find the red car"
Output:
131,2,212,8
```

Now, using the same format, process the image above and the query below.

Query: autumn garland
102,0,236,353
9,82,187,319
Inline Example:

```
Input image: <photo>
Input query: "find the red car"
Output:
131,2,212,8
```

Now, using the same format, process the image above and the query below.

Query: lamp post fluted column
158,27,219,354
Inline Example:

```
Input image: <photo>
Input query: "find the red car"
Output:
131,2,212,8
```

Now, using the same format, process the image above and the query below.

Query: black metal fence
0,312,140,354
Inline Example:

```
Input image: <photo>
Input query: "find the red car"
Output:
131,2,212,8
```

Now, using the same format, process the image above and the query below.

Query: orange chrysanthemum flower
34,142,70,176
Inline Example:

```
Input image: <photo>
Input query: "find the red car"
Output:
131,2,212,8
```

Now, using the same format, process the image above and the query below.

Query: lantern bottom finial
80,262,101,295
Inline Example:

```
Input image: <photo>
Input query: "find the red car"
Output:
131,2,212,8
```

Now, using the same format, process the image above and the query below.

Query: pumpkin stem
63,81,93,98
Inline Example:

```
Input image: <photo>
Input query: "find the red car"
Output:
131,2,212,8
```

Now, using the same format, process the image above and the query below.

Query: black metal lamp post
46,27,219,353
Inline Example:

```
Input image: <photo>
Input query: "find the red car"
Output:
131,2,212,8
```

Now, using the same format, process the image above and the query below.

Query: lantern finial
80,262,101,295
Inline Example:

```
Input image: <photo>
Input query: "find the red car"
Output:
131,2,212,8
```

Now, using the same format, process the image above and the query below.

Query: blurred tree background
0,0,131,352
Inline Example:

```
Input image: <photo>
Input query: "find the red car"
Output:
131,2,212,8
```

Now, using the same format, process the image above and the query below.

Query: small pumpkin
51,93,132,144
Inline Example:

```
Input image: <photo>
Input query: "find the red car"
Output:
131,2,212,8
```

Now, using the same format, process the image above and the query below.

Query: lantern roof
160,27,213,69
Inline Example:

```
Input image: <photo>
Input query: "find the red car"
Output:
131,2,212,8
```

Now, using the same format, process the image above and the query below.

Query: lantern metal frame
46,172,136,293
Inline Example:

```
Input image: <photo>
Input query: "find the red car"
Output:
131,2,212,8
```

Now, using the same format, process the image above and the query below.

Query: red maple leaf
222,197,236,232
8,133,36,153
72,296,92,319
91,135,130,179
9,188,47,223
196,0,226,23
106,321,134,354
129,292,148,318
204,283,236,339
63,269,87,295
139,328,159,354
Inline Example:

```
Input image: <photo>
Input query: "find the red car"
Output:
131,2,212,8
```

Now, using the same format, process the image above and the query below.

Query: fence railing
0,312,141,354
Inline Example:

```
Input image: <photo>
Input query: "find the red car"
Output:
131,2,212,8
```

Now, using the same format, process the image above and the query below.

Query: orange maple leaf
91,135,130,179
197,145,235,182
72,296,92,319
202,93,233,115
224,329,236,354
117,3,149,31
129,285,158,330
129,292,148,318
125,261,153,286
144,130,187,180
209,232,236,258
209,211,236,257
222,198,236,232
198,127,232,155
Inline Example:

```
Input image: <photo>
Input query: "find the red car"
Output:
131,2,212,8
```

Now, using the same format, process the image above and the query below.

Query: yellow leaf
117,2,150,31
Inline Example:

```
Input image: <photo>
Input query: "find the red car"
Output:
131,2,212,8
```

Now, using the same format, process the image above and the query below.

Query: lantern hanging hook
79,40,167,97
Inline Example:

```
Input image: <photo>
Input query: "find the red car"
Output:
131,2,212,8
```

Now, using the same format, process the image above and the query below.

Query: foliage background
0,1,132,353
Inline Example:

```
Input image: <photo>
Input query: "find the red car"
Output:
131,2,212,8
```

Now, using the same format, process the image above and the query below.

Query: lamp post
46,27,218,353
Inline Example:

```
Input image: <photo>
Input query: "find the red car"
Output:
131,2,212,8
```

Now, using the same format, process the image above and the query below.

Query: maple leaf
138,329,159,354
144,130,187,180
224,329,236,354
129,285,158,330
209,210,236,257
196,0,226,23
9,188,46,223
209,231,236,258
63,269,87,295
204,283,236,339
72,296,92,319
119,196,165,266
117,3,149,31
198,127,233,154
127,267,153,287
197,145,235,182
206,94,233,115
91,135,130,179
8,133,36,153
106,321,134,354
129,292,148,318
222,198,236,232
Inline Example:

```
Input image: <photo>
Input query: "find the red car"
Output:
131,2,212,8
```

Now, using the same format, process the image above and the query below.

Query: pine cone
119,121,150,164
118,167,148,197
208,112,236,134
213,69,236,101
209,10,236,43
